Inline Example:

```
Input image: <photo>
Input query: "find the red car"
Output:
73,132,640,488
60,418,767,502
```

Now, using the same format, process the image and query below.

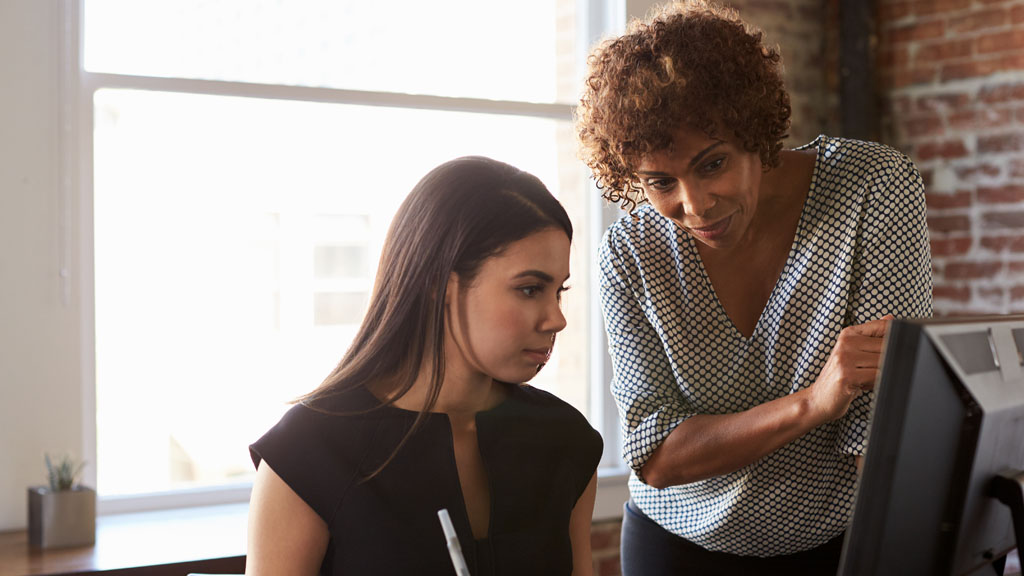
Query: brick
913,0,971,15
948,108,1013,131
955,163,1002,182
889,67,940,88
931,236,972,255
916,38,975,63
879,46,911,70
888,95,913,116
978,286,1004,303
978,29,1024,54
1011,285,1024,301
996,50,1024,73
979,185,1024,203
978,132,1024,154
915,92,970,113
917,139,970,161
949,8,1009,34
944,261,1003,279
983,211,1024,228
889,20,946,43
901,114,945,138
981,235,1024,251
881,1,912,21
1011,158,1024,178
1010,261,1024,274
598,556,621,576
942,58,1004,81
928,214,972,233
591,527,619,551
926,190,972,209
979,83,1024,104
944,307,999,317
1013,4,1024,24
932,284,971,301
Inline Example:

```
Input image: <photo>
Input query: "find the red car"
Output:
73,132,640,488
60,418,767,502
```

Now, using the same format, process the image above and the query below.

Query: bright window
83,0,624,508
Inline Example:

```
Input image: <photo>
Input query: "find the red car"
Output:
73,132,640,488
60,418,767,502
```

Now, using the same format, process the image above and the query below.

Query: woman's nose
678,184,716,217
543,298,567,334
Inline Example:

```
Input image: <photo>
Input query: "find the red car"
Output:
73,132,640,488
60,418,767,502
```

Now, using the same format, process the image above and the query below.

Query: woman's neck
375,361,504,416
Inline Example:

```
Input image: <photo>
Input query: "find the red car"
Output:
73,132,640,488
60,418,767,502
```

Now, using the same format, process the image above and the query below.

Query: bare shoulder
246,461,329,576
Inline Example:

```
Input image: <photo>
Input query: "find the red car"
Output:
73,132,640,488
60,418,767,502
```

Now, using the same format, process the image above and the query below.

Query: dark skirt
620,500,844,576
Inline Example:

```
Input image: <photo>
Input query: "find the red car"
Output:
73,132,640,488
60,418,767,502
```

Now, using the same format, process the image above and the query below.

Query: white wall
0,0,86,531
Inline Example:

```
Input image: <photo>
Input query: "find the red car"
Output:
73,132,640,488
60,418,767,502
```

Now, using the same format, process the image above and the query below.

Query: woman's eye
645,178,673,192
556,285,570,303
701,158,725,174
519,286,540,297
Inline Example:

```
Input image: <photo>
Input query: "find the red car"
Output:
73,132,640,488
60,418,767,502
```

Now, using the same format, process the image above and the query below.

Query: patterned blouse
598,136,933,556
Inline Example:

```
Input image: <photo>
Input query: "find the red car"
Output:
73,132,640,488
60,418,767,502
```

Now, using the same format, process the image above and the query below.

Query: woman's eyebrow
687,141,726,168
512,270,572,284
636,141,726,177
513,270,555,282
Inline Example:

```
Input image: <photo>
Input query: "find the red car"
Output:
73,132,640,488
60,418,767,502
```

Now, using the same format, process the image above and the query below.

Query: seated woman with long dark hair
245,156,602,576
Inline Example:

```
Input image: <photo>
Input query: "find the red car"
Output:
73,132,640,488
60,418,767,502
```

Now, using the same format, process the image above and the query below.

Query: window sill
0,503,246,576
0,471,628,576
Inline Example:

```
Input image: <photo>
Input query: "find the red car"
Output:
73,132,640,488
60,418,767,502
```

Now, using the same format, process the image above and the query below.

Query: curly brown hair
575,0,791,212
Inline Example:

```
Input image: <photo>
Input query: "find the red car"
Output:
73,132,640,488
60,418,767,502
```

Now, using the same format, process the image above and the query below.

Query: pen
437,508,471,576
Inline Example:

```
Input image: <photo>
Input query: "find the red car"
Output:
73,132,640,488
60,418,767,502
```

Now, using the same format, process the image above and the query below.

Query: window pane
314,245,370,280
93,89,590,496
84,0,580,104
313,292,370,326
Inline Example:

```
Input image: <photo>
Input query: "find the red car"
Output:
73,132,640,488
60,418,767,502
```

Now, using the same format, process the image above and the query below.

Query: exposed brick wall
726,0,842,146
877,0,1024,315
591,519,623,576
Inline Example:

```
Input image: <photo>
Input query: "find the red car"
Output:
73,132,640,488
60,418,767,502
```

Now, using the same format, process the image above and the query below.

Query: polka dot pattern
598,136,933,556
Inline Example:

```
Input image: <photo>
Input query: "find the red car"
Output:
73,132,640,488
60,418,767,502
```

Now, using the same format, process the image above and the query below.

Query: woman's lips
524,348,552,364
688,215,732,241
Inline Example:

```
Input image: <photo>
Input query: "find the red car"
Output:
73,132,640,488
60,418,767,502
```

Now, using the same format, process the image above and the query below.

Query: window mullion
80,71,574,121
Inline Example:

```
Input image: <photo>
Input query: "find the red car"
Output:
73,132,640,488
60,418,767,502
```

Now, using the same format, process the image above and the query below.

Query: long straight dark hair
300,156,572,474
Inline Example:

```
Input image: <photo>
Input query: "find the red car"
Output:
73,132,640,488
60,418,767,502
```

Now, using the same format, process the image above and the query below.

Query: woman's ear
444,272,460,307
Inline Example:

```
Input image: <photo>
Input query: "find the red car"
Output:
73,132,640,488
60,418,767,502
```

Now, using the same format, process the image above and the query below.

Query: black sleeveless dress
250,382,603,575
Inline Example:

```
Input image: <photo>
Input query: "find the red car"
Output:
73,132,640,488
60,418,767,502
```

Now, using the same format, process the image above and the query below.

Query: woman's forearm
640,388,826,488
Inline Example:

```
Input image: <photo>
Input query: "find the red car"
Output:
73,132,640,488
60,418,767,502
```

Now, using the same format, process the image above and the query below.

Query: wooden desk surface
0,503,247,576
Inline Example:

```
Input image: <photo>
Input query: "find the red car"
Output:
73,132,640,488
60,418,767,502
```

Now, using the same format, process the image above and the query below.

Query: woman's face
445,227,570,385
635,125,764,250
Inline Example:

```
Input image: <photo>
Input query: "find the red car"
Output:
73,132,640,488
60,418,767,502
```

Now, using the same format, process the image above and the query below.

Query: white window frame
66,0,631,520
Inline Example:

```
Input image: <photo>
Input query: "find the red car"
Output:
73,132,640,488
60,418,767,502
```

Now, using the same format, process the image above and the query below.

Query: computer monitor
838,315,1024,576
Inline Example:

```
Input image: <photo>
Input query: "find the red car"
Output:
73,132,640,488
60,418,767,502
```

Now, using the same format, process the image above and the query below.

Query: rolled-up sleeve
599,227,694,480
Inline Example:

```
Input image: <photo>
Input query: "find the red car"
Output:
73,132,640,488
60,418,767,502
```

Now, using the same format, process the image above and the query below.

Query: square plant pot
27,486,96,549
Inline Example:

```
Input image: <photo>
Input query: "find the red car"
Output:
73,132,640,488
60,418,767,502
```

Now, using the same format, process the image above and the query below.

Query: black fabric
250,382,603,576
621,500,844,576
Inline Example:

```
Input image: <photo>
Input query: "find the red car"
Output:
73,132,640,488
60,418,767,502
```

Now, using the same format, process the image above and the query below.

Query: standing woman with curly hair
577,2,931,574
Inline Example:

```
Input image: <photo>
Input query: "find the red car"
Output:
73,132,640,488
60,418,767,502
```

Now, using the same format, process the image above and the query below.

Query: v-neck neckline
684,135,825,342
365,383,519,544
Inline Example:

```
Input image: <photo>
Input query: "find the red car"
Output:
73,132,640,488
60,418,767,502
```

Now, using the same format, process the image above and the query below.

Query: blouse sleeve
598,226,696,481
838,149,933,455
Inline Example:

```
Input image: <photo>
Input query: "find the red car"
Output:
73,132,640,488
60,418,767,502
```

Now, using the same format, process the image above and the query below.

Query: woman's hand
806,315,893,424
641,315,895,488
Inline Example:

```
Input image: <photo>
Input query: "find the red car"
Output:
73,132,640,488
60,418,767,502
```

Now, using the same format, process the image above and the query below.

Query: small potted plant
27,453,96,549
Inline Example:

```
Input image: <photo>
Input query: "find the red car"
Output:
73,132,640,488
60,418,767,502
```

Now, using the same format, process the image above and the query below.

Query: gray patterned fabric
598,135,933,556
